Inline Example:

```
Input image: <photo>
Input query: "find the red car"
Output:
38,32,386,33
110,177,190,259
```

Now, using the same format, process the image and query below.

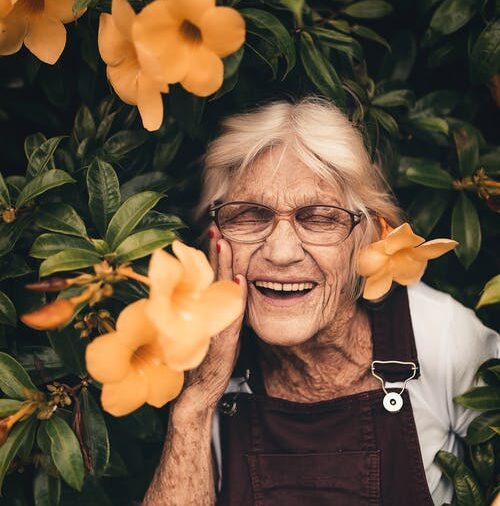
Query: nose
261,219,305,265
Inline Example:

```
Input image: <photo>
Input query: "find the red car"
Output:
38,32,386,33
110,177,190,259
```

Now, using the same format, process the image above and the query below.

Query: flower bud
2,208,16,223
21,299,75,330
25,277,69,292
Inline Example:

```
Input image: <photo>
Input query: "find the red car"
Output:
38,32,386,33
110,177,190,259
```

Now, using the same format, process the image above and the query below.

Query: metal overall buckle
371,360,418,413
219,369,251,416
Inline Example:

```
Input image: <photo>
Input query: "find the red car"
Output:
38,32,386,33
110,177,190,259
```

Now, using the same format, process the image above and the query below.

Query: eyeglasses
208,201,364,246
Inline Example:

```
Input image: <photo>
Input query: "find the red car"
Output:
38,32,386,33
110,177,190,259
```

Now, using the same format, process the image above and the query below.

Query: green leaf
80,389,110,477
299,31,346,108
35,203,88,238
120,172,173,202
242,8,296,78
30,233,96,259
378,31,416,81
0,172,11,208
0,399,23,417
469,20,500,84
0,352,38,399
0,214,31,257
476,359,500,385
476,275,500,309
434,451,484,506
372,89,414,108
39,249,102,277
368,107,399,137
479,149,500,175
34,468,61,506
404,159,454,189
451,192,481,269
0,290,16,326
44,415,84,491
18,415,37,459
152,132,184,172
0,416,37,492
466,411,500,444
274,0,304,23
24,133,47,161
73,105,96,144
115,229,177,262
430,0,476,36
407,189,451,236
412,90,460,117
15,169,75,209
26,137,65,179
135,211,187,233
106,191,163,250
469,441,495,486
102,130,148,159
47,325,86,376
343,0,393,19
453,126,479,177
454,386,500,411
0,253,31,281
86,159,121,236
350,24,390,50
312,27,364,61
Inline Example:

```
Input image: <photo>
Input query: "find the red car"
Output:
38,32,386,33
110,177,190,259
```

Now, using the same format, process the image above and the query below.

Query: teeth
254,281,315,291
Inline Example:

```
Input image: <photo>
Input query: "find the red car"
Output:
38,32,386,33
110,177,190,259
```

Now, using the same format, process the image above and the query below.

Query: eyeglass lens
217,204,353,245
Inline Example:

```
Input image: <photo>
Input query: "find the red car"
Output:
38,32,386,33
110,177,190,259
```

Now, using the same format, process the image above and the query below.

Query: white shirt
212,282,500,505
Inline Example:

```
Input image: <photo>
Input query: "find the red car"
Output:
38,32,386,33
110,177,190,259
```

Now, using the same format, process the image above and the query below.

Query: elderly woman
142,97,499,506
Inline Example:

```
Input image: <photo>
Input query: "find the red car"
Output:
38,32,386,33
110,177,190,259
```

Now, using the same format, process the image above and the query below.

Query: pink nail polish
234,276,240,285
216,242,221,253
209,228,215,239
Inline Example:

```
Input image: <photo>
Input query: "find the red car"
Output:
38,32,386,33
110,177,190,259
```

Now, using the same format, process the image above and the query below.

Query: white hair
192,96,406,301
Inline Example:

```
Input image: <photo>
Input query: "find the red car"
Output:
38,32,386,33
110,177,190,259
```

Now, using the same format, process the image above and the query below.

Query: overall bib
216,285,436,506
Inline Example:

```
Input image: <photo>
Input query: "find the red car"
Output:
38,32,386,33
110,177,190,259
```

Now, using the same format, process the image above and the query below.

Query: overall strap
363,284,421,383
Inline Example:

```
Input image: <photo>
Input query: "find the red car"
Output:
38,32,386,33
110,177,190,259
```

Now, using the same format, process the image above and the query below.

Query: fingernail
209,228,215,239
234,276,240,285
216,241,221,253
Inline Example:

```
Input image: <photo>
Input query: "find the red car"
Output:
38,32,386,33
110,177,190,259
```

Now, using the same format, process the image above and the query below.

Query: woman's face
223,145,356,346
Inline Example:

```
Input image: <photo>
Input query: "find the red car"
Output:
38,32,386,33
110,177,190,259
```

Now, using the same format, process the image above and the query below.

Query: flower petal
0,10,27,56
160,332,211,371
98,13,132,66
115,299,158,348
172,240,214,293
101,369,148,416
44,0,85,23
384,223,424,255
0,0,13,18
85,332,132,384
199,6,245,58
390,250,427,285
411,239,458,261
137,72,164,131
171,0,214,25
363,264,393,300
111,0,135,41
356,240,389,277
180,44,223,96
24,14,66,64
133,1,189,83
107,58,139,104
145,363,184,407
200,279,244,337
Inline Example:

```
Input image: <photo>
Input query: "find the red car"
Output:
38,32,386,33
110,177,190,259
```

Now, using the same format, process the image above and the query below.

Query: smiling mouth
252,280,317,299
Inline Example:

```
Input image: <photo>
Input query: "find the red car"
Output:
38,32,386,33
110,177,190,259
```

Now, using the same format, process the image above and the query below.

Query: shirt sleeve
444,299,500,438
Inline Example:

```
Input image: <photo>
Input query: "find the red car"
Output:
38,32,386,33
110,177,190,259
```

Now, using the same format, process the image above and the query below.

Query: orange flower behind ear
147,240,244,371
132,0,245,97
98,0,168,131
85,299,184,416
0,0,86,64
357,222,458,300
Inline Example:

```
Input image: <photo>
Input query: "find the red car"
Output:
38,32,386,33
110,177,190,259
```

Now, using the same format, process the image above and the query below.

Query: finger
208,225,222,274
216,238,233,281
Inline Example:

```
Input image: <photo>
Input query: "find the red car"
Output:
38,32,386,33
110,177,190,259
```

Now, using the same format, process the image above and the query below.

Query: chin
249,318,317,347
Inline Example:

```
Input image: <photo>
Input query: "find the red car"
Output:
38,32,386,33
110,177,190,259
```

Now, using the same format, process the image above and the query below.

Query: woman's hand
176,226,248,414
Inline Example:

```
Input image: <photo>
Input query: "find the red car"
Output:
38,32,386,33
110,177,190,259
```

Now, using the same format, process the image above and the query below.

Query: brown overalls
216,285,436,505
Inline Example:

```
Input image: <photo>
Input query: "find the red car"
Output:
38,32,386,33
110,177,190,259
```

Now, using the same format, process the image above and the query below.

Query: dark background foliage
0,0,498,504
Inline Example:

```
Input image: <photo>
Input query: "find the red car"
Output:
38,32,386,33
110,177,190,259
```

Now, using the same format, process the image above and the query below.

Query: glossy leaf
466,411,500,444
120,172,173,202
35,203,88,238
73,105,96,144
0,290,16,326
44,415,84,491
86,159,121,236
24,133,47,161
454,386,500,411
80,389,110,477
343,0,393,18
0,172,10,208
451,192,481,269
115,229,177,262
350,25,390,50
453,126,479,177
299,32,346,108
39,249,102,277
274,0,304,23
476,275,500,309
469,441,495,486
368,107,399,136
105,191,163,250
0,253,31,282
26,137,64,179
407,189,451,236
430,0,476,36
469,20,500,84
0,416,37,492
0,352,38,399
412,90,460,116
404,158,454,189
135,211,186,233
372,89,414,108
47,326,86,376
102,130,148,159
0,214,32,257
34,468,61,506
312,27,364,61
15,170,75,209
30,233,96,259
0,399,23,417
152,132,184,173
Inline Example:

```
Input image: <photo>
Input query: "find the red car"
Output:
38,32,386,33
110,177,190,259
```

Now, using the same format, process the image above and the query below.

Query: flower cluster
357,219,458,300
99,0,245,130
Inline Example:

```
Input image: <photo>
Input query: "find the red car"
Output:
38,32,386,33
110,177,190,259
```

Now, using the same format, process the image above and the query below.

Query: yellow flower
147,240,244,371
21,298,75,330
98,0,168,131
357,221,458,300
0,402,37,446
0,0,86,64
85,299,184,416
132,0,245,97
